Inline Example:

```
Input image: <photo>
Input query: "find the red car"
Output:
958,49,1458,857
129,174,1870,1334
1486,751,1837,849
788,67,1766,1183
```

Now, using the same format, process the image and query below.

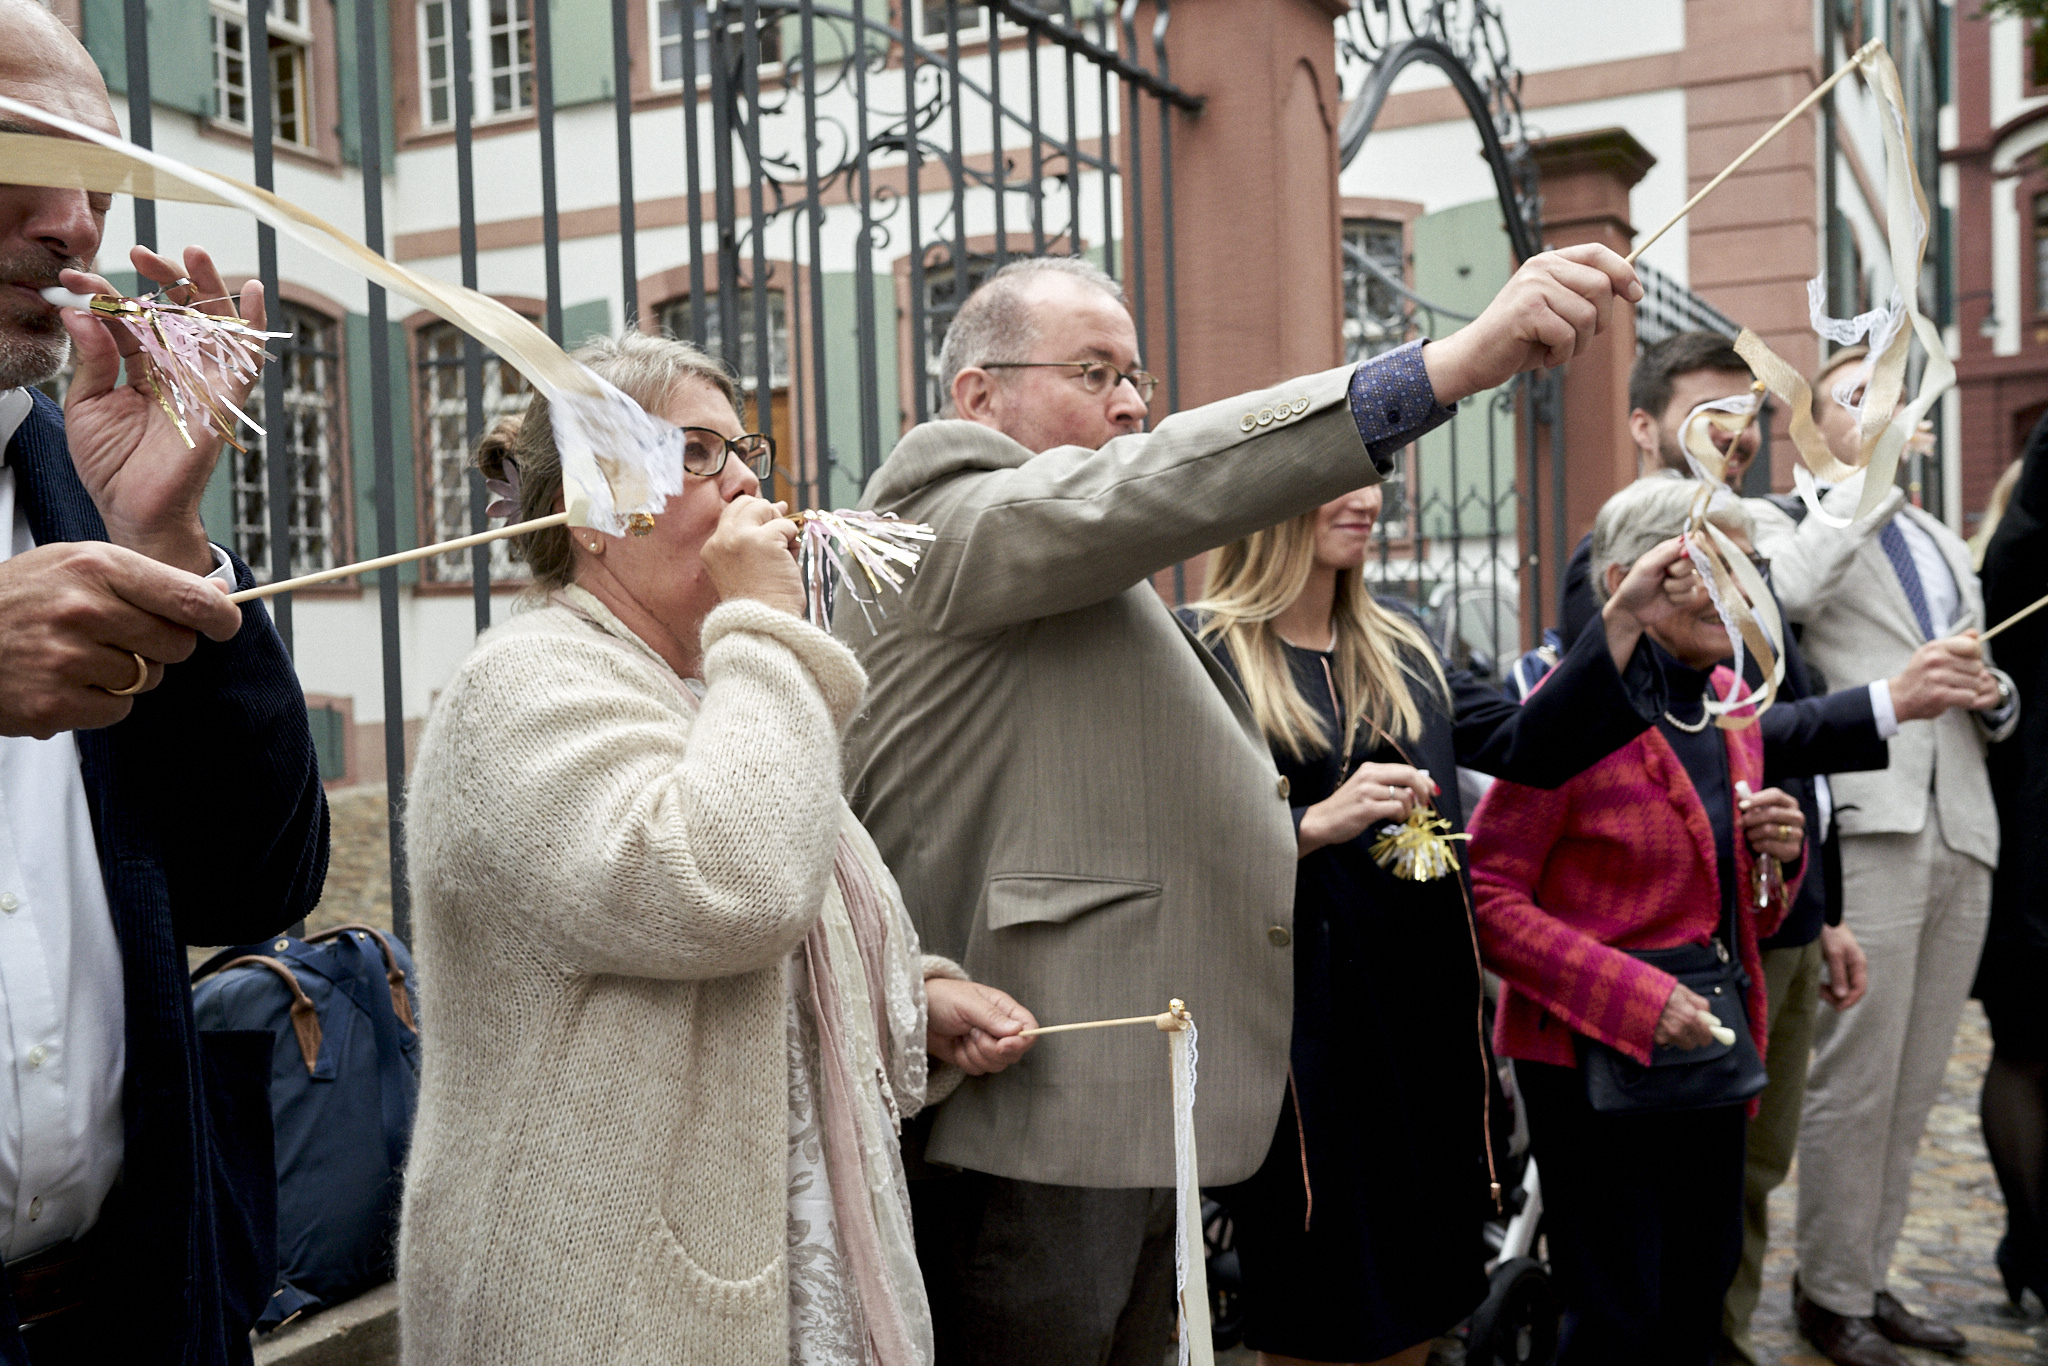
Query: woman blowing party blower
396,333,1034,1366
1470,477,1807,1366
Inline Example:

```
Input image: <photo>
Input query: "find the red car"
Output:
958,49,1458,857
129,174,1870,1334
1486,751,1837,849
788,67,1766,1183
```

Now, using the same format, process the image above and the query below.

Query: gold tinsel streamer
1369,807,1471,882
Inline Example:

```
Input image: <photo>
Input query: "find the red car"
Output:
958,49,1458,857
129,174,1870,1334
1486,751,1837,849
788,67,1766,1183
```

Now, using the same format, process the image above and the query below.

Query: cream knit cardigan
397,590,874,1365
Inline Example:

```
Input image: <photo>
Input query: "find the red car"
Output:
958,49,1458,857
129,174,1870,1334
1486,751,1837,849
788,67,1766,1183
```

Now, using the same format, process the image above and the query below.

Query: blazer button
1268,925,1292,947
1240,414,1257,432
1277,775,1291,798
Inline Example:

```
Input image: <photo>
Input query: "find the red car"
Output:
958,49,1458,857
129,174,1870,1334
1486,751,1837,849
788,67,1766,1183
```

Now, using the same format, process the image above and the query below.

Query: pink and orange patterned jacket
1469,667,1800,1082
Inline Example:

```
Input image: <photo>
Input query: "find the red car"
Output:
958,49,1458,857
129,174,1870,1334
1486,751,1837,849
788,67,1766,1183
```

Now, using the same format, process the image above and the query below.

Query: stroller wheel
1202,1198,1243,1351
1465,1256,1557,1366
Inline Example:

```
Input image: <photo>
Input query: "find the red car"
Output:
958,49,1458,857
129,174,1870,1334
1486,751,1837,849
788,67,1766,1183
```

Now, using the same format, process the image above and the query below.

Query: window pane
2034,194,2048,316
416,321,533,583
233,305,348,582
657,292,791,392
1341,218,1406,363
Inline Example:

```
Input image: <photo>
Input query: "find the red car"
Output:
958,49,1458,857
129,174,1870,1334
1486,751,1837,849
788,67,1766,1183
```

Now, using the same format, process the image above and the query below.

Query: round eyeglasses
681,427,775,480
980,360,1160,404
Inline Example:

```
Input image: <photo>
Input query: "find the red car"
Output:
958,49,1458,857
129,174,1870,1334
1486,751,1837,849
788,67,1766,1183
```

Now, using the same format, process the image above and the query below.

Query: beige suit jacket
840,364,1383,1188
1751,484,2008,867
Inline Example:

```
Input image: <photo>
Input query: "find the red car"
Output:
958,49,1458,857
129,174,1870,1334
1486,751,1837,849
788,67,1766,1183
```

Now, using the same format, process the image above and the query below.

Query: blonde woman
1180,483,1702,1366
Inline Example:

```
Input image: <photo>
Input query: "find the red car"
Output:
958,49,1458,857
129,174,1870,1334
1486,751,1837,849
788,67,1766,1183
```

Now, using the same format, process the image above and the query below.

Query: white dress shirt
0,387,126,1262
0,389,233,1263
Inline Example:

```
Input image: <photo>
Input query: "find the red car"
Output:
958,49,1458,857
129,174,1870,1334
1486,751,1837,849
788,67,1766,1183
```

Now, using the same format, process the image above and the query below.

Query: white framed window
232,303,347,581
915,250,997,418
416,321,533,583
658,292,790,392
419,0,534,128
212,0,314,145
649,1,783,90
914,1,991,42
1341,218,1407,364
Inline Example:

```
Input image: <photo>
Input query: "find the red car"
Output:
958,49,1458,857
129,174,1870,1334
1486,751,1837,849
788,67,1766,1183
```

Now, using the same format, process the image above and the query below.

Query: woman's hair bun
473,415,523,479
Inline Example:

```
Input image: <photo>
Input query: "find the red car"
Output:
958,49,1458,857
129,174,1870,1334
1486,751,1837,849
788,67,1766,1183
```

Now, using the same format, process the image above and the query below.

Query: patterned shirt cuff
1347,339,1455,472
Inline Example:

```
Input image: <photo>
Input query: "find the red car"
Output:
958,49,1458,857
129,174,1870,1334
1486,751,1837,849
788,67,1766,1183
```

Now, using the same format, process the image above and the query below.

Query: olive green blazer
840,364,1383,1188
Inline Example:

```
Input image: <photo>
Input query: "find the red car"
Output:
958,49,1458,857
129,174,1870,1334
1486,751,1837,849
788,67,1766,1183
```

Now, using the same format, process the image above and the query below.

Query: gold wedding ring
1779,824,1793,841
101,651,150,697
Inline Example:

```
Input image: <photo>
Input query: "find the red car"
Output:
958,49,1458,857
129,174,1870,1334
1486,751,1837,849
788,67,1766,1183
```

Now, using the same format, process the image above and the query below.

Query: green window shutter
83,0,215,119
334,0,395,173
346,312,420,585
306,702,347,781
546,0,614,107
560,298,612,350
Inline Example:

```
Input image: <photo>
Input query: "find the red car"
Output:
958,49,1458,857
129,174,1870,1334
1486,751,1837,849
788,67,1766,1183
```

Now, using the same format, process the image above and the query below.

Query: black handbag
1577,894,1767,1114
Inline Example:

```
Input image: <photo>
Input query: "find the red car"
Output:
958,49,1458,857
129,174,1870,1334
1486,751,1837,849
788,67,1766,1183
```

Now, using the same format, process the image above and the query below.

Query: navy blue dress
1182,609,1658,1360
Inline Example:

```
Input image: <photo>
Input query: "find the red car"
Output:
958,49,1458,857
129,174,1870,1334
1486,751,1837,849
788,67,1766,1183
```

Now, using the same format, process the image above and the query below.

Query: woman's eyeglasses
979,360,1160,404
681,428,775,480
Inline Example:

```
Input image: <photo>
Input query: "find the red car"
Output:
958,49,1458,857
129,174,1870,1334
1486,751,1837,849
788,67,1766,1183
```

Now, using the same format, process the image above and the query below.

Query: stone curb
252,1283,398,1366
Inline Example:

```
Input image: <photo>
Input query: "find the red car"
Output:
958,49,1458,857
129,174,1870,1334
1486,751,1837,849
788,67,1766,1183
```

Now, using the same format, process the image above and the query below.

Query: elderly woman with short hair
1470,477,1807,1366
396,332,1034,1366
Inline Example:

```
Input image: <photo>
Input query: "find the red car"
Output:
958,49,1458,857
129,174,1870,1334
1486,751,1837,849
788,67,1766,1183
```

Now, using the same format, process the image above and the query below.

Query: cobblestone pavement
1225,1003,2032,1366
1747,1000,2045,1366
313,788,2039,1364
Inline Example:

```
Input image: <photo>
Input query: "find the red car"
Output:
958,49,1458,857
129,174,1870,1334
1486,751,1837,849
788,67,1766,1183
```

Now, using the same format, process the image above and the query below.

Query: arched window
414,320,533,583
230,301,349,581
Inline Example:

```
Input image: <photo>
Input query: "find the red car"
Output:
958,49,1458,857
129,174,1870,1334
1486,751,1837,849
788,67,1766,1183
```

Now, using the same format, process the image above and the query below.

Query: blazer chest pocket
983,874,1163,931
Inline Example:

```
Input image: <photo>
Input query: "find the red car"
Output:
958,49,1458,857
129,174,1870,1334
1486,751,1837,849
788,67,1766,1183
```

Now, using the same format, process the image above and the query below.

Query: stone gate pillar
1525,127,1655,629
1122,0,1351,409
1124,0,1351,601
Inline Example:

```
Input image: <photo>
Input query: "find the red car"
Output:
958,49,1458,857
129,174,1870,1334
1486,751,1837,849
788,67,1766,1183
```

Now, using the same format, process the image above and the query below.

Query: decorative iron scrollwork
1334,0,1539,263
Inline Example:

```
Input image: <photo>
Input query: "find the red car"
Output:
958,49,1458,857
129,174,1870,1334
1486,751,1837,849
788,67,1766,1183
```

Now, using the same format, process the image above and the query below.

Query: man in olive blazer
842,248,1649,1364
1751,355,2015,1366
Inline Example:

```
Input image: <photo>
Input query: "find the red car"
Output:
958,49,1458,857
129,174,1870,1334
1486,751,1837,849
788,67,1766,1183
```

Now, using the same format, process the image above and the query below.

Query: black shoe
1997,1233,2048,1313
1871,1290,1968,1355
1794,1278,1909,1366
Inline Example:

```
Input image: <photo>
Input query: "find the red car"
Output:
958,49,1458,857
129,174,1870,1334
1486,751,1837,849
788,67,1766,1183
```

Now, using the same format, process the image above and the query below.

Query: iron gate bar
904,17,929,426
353,0,411,940
534,0,564,343
946,2,968,312
1119,0,1148,367
1096,5,1114,281
121,0,154,251
799,0,831,508
990,2,1007,265
1026,17,1046,256
848,0,884,478
681,2,708,352
990,0,1202,109
1153,0,1179,415
743,1,774,444
709,7,742,398
455,0,490,632
612,0,641,329
249,0,294,652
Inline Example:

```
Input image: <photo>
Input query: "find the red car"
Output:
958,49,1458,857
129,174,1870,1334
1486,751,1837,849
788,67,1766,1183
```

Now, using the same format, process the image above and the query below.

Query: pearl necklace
1662,686,1714,734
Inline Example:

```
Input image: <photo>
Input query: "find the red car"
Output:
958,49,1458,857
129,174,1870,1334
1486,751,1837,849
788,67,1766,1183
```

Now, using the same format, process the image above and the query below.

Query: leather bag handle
212,956,321,1074
307,923,418,1032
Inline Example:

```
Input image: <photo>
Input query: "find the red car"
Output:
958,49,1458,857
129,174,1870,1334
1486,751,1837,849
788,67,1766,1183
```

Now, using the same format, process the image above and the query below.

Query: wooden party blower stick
1626,39,1883,266
228,513,570,603
1981,589,2048,644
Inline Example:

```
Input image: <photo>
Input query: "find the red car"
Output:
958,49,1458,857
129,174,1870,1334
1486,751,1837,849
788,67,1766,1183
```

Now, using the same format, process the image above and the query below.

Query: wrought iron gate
107,0,1195,936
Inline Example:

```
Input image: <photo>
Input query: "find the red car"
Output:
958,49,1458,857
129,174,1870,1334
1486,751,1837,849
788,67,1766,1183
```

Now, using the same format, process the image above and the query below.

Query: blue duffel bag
192,923,422,1332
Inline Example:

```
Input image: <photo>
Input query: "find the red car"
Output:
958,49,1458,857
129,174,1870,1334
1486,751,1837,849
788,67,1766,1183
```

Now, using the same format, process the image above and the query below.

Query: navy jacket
1,391,329,1365
1558,530,1888,946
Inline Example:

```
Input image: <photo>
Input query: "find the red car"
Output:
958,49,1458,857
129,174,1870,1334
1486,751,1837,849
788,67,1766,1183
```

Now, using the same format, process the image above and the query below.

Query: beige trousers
1793,820,1992,1317
1718,938,1824,1366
